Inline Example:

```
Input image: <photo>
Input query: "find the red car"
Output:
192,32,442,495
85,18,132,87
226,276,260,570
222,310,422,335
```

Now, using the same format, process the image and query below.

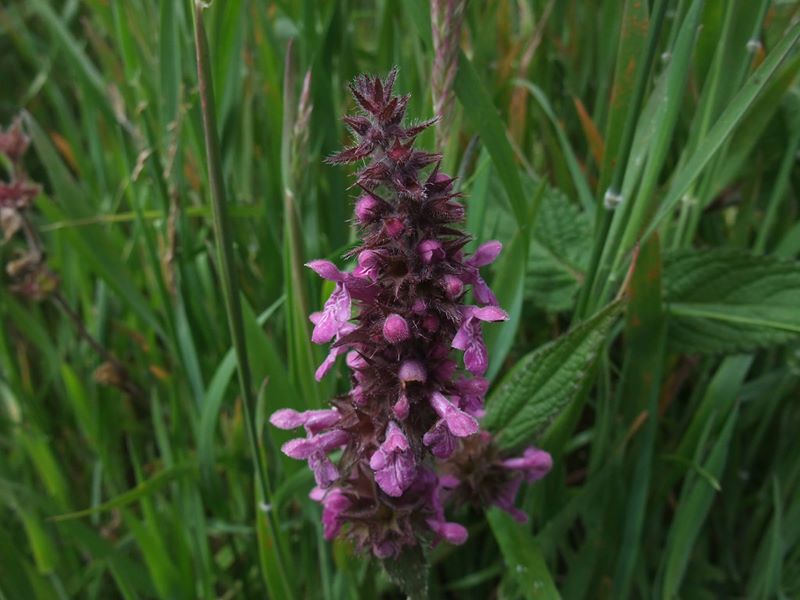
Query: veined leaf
527,185,591,312
484,301,623,450
664,250,800,353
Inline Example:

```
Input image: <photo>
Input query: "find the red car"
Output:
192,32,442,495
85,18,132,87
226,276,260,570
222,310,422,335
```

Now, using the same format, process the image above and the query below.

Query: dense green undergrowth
2,1,800,598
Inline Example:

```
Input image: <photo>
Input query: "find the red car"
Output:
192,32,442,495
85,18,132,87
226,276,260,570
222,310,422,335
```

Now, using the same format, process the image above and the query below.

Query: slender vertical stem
575,0,669,321
193,5,291,597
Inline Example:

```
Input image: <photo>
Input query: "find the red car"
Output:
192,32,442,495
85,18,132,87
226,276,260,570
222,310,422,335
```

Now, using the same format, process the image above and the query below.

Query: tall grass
1,1,800,598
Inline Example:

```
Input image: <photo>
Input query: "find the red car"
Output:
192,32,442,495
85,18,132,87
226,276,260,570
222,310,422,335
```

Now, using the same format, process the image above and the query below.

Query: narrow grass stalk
575,0,669,320
192,5,292,597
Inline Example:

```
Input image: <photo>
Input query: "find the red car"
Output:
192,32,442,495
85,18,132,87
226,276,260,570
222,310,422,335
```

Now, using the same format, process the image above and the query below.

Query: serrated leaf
527,185,591,312
664,250,800,353
484,301,623,449
480,171,590,313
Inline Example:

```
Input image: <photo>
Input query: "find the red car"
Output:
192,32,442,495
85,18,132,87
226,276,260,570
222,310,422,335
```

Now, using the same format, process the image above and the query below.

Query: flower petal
500,447,553,481
310,284,351,344
306,259,347,282
467,240,502,267
429,392,479,437
270,408,306,430
426,518,468,545
309,452,339,488
423,420,458,458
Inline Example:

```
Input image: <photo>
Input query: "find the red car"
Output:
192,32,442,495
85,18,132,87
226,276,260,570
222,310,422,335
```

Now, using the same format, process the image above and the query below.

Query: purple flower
429,391,478,438
353,250,381,281
281,429,349,488
441,274,464,299
452,305,508,375
269,69,550,558
492,477,527,523
314,322,356,381
270,408,340,433
311,487,352,540
426,517,468,545
369,422,417,497
393,392,410,420
308,286,351,345
463,241,502,305
422,419,457,458
501,447,553,482
455,377,490,416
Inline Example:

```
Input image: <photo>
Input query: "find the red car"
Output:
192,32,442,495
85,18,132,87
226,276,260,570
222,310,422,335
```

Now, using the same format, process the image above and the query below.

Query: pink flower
314,322,356,381
429,391,479,438
281,430,349,488
309,284,351,344
501,447,553,482
270,408,340,434
462,241,502,305
452,305,508,375
422,420,457,458
269,70,549,558
321,489,351,539
426,518,468,544
369,422,417,497
455,377,490,416
353,250,381,281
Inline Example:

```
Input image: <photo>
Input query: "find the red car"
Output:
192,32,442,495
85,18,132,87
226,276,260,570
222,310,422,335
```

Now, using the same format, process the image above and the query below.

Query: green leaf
382,545,429,600
527,185,591,312
664,250,800,353
513,80,594,212
50,465,196,522
598,0,650,196
484,301,623,449
488,508,560,600
454,52,528,229
660,406,739,599
643,17,800,240
612,235,667,598
197,296,285,482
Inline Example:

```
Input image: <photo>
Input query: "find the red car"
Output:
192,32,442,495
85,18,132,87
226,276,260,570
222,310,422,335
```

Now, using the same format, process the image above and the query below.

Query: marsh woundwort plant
270,70,551,558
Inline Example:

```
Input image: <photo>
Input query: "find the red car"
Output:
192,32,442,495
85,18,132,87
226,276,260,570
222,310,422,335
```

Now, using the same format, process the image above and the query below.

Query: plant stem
575,0,669,321
192,4,292,597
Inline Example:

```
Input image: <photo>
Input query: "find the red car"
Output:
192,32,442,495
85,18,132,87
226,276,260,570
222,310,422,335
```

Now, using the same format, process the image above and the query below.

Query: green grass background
2,1,800,598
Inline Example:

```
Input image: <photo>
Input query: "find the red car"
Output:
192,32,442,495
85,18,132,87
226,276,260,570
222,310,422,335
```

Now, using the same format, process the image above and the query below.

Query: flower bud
422,314,439,332
393,392,410,420
442,274,464,299
418,239,445,264
383,313,410,343
354,194,382,223
433,171,452,186
383,217,405,238
398,360,426,383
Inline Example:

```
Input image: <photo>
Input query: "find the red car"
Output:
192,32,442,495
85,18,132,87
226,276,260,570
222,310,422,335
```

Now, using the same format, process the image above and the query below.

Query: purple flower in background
269,69,551,558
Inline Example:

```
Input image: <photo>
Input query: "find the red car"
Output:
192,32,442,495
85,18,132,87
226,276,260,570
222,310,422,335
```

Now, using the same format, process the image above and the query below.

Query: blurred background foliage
1,0,800,598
